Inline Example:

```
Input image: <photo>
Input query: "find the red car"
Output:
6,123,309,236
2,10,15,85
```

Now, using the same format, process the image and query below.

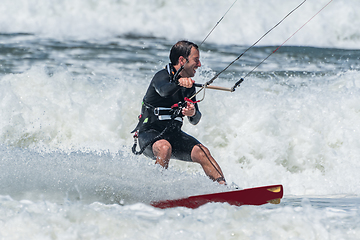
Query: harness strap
132,100,186,155
197,144,226,184
154,106,183,122
132,111,182,155
158,116,183,121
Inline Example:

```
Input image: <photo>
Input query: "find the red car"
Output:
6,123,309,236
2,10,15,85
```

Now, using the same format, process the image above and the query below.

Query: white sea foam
0,196,359,240
0,0,359,48
1,66,360,197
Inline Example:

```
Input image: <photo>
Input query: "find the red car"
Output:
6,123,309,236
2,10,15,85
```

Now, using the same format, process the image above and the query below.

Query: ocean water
1,0,360,239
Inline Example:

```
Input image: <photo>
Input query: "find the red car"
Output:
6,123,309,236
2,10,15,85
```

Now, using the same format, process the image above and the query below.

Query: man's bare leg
191,144,226,184
152,139,172,169
152,141,225,184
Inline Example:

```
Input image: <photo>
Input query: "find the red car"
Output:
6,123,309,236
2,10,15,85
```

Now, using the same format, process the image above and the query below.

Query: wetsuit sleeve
184,86,201,125
188,101,201,125
153,70,180,97
188,91,201,125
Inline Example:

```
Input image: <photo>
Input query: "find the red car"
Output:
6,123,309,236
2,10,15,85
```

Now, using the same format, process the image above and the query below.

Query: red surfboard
151,184,283,209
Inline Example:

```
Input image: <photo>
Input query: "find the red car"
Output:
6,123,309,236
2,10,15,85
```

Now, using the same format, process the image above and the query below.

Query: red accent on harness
171,103,179,109
184,97,200,104
171,97,199,109
133,131,139,138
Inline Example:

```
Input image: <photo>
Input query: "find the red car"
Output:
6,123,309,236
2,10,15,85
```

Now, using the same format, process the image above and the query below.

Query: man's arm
188,107,201,125
153,70,180,98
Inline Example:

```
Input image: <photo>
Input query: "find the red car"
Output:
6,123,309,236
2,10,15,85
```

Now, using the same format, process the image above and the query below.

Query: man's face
181,47,201,78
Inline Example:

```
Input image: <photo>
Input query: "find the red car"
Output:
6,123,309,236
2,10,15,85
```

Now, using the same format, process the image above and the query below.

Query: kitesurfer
132,40,226,184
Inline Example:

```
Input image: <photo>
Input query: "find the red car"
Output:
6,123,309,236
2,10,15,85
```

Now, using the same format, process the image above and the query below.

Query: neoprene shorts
138,129,201,162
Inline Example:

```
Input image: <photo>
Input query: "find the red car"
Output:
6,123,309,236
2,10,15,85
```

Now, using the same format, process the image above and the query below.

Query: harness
154,107,183,122
131,64,189,155
131,100,187,155
131,101,183,133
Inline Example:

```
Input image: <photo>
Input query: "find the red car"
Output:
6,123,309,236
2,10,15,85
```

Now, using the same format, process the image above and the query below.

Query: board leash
196,144,226,183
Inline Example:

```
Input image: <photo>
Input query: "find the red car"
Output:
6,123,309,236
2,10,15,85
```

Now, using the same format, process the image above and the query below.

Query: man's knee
153,139,172,154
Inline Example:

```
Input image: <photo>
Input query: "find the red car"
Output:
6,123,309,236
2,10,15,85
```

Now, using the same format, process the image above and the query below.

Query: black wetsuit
135,64,202,161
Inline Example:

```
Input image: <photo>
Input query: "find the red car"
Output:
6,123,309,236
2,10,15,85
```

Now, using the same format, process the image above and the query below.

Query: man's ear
179,56,187,66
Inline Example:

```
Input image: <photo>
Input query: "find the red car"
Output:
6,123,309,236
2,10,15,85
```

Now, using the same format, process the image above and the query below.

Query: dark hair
169,40,199,65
